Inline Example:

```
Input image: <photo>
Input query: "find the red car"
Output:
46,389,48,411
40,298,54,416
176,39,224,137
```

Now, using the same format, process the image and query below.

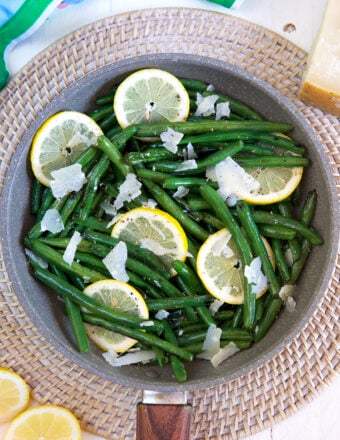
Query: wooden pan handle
136,403,192,440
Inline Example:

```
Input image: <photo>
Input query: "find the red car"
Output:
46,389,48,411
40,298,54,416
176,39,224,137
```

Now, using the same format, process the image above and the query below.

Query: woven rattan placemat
0,8,339,439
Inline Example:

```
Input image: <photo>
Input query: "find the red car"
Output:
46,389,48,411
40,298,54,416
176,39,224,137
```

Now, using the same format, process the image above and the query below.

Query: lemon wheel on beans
113,68,190,128
196,228,274,305
30,111,103,186
83,279,149,353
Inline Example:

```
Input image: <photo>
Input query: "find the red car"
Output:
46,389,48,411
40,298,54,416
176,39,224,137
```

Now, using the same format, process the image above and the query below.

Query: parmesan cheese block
298,0,340,116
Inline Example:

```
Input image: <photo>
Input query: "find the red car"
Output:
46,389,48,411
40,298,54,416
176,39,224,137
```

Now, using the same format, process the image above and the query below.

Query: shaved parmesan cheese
244,257,267,294
285,296,296,312
206,84,215,92
63,231,82,266
216,102,231,120
278,284,295,301
50,163,86,199
210,342,239,368
160,127,184,153
113,173,142,213
102,241,129,282
103,350,156,366
206,157,260,206
211,231,234,258
173,186,189,198
209,299,225,316
185,143,198,160
40,208,64,233
176,159,197,171
195,93,219,116
100,201,118,216
279,284,296,312
140,320,155,327
102,348,118,362
197,325,222,360
155,309,169,320
141,198,158,209
25,249,48,268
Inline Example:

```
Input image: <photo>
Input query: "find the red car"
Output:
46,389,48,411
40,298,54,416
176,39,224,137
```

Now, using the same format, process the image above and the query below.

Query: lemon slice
83,279,149,352
196,228,274,305
0,368,30,423
242,165,303,205
113,68,190,128
4,405,81,440
30,111,103,186
111,207,188,271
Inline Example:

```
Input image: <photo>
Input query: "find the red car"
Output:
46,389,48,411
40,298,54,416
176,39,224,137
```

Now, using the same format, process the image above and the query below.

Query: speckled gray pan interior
1,54,338,392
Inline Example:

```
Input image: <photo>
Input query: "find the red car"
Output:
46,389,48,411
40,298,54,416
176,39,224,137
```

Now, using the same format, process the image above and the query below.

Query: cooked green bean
289,191,318,284
30,179,44,215
73,216,110,232
127,271,165,299
172,260,206,295
235,156,308,168
99,113,117,131
199,184,255,328
236,201,281,296
230,305,243,328
163,177,218,190
300,190,317,226
95,94,114,106
289,240,312,284
271,238,291,283
186,198,210,212
79,154,111,221
82,313,193,361
88,104,113,121
278,201,301,262
162,318,187,382
254,297,283,341
97,135,133,176
258,224,296,240
49,264,90,353
136,168,172,183
151,141,244,175
126,148,176,165
132,120,293,138
146,295,211,311
252,211,323,245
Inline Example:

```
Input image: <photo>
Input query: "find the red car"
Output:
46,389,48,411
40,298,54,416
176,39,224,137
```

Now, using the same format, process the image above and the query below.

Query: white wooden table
3,1,340,439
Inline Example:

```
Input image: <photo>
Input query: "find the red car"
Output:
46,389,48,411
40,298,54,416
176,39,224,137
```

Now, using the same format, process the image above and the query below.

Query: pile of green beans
24,76,323,382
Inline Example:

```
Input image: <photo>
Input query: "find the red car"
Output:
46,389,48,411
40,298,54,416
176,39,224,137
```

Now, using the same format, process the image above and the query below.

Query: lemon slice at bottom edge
83,279,149,353
196,228,274,305
0,368,30,424
4,405,81,440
